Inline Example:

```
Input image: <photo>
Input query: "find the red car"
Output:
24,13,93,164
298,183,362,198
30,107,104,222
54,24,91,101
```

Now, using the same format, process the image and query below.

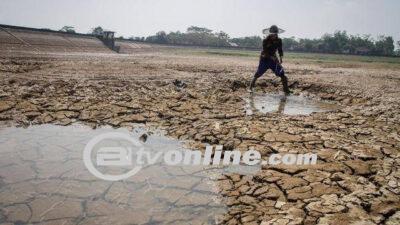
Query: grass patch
173,47,400,69
204,50,258,57
285,52,400,64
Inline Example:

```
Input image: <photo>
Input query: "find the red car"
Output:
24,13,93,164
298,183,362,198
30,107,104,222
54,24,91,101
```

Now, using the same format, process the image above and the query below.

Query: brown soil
0,47,400,225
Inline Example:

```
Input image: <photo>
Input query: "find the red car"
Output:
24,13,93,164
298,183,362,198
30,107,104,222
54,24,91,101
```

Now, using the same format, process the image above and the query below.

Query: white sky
1,0,399,41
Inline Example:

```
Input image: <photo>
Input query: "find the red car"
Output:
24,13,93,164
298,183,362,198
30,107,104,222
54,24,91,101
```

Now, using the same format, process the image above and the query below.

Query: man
249,25,291,95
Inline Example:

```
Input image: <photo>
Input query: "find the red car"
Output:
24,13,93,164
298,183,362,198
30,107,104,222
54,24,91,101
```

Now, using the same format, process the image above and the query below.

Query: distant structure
354,47,371,55
0,24,123,53
228,41,238,47
99,31,120,52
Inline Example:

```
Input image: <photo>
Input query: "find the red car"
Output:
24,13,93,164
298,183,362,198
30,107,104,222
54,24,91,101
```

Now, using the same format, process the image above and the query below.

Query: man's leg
281,75,291,95
270,59,292,95
250,74,261,91
250,58,268,91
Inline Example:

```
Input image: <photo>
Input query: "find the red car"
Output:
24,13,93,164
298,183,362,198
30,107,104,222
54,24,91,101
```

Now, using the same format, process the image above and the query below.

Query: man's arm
278,39,283,64
262,38,269,57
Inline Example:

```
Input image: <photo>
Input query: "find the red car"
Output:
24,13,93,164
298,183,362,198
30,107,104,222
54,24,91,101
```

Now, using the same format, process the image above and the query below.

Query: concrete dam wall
0,24,155,55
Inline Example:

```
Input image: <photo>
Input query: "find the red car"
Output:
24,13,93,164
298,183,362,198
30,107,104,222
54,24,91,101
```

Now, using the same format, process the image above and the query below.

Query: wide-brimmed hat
262,25,285,34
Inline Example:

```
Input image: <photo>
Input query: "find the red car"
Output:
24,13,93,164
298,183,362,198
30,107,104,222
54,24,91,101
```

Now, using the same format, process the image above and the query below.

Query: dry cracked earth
0,48,400,225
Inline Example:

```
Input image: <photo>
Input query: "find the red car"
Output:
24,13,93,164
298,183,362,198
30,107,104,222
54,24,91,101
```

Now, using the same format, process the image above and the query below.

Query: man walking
249,25,291,94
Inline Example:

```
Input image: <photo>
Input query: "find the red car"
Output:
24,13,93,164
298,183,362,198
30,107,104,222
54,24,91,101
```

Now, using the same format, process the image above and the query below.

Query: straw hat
262,25,285,34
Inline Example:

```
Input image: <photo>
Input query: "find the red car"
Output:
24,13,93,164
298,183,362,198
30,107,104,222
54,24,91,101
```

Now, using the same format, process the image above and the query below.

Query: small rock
173,79,187,88
139,133,148,143
274,201,286,209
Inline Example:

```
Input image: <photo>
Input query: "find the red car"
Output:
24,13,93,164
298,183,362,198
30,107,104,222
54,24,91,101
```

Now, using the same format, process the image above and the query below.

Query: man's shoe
249,77,257,92
284,90,293,96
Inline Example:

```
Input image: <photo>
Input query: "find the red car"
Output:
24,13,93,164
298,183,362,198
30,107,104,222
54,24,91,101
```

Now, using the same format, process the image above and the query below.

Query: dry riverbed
0,49,400,225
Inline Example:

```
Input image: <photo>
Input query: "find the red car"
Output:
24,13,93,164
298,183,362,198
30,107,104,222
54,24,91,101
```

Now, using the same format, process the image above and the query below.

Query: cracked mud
0,48,400,225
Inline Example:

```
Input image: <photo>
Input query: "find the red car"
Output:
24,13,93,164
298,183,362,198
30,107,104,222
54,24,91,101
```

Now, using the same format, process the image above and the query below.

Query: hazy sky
1,0,399,41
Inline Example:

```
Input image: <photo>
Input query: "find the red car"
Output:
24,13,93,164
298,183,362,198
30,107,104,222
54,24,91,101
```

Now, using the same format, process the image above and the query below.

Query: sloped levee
114,39,158,54
0,25,114,55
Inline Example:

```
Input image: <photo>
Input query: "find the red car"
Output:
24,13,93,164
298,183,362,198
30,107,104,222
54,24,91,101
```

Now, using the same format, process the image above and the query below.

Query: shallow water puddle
0,124,226,224
245,93,340,115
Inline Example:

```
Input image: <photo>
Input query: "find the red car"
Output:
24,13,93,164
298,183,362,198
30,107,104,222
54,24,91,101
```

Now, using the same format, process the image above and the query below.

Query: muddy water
0,124,226,225
245,93,340,115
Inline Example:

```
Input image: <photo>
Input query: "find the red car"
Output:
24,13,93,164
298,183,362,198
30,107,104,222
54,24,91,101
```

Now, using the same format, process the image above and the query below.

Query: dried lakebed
0,52,399,224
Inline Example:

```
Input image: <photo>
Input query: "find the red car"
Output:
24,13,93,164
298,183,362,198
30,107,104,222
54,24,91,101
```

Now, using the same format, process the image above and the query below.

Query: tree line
60,25,400,57
281,31,397,56
140,27,399,57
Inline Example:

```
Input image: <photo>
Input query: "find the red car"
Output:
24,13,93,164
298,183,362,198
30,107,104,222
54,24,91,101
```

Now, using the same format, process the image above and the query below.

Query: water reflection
246,93,339,115
0,124,226,225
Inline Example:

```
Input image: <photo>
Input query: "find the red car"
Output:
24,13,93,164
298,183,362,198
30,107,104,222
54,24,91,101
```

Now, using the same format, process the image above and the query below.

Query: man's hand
279,56,283,64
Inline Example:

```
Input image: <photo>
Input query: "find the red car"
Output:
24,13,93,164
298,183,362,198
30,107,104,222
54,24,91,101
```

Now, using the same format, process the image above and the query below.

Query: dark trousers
250,57,290,93
255,57,285,78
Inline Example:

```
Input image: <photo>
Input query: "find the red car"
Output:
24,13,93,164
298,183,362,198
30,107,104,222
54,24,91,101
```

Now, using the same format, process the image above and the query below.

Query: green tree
231,36,262,48
396,41,400,56
185,26,219,46
217,31,229,40
348,35,374,54
187,26,212,34
59,26,75,33
282,37,298,51
91,26,104,35
216,31,230,46
298,38,318,52
374,36,395,56
166,31,183,44
146,31,168,43
320,31,349,53
155,31,168,43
